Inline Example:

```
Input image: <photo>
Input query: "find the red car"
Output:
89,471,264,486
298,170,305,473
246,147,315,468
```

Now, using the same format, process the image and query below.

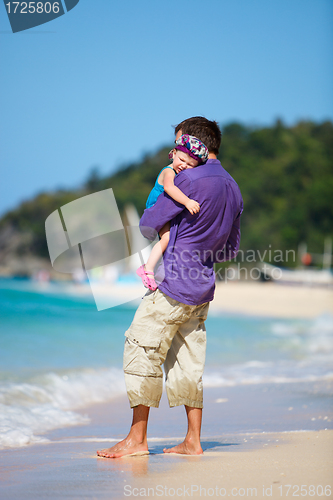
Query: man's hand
185,199,200,215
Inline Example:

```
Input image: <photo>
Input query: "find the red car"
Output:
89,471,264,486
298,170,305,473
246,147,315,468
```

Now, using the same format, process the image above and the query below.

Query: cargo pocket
123,328,162,378
167,304,193,325
194,302,209,323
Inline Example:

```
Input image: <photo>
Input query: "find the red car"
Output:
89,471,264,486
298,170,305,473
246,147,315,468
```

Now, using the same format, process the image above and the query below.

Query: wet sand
1,430,332,500
1,384,332,499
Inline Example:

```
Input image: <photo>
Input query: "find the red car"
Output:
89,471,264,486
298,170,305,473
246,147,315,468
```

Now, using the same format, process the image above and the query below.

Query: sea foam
0,368,126,449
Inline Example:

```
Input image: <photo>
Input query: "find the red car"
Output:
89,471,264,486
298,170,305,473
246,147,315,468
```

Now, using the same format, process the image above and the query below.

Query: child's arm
163,169,200,215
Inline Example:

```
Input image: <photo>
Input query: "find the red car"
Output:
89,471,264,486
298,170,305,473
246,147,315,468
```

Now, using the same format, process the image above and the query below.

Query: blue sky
1,0,332,217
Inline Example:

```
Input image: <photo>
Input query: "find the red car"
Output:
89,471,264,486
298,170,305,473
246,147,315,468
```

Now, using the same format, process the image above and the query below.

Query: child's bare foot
97,436,149,459
163,439,203,455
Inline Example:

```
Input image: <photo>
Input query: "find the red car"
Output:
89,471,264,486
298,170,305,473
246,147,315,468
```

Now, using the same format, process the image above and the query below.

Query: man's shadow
149,441,239,454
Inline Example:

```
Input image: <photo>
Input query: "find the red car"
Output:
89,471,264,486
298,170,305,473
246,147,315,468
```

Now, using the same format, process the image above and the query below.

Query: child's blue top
146,165,174,209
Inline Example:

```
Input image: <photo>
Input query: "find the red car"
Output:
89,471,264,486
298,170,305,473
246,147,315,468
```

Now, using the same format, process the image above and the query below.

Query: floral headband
169,134,209,164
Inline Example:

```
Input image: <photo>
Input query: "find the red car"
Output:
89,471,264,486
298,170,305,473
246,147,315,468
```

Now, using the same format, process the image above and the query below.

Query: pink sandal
136,265,157,291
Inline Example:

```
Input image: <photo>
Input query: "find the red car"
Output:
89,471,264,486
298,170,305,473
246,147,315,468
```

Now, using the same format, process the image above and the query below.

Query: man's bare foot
97,437,149,459
163,440,203,455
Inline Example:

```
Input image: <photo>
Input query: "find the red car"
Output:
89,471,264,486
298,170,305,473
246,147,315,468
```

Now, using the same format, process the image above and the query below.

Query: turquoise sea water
1,278,332,448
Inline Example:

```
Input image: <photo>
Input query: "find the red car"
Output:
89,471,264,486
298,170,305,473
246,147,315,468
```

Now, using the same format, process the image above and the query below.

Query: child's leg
145,222,170,273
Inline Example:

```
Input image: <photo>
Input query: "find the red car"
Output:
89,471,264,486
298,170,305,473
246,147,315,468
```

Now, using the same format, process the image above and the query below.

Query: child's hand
186,199,200,215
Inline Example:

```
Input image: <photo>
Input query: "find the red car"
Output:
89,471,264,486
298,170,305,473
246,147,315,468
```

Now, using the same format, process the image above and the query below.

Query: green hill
0,120,332,273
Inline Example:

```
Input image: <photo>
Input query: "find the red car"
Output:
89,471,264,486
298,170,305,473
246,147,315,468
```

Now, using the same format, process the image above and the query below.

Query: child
137,134,208,290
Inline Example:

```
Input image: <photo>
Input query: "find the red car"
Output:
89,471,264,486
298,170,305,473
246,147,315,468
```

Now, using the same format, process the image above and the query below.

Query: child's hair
174,117,221,155
170,134,209,164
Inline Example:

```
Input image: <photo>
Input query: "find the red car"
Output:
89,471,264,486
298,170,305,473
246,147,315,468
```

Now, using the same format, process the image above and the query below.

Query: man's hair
174,116,221,155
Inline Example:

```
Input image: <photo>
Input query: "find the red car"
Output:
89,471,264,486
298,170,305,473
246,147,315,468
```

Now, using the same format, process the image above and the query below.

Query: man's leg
97,405,150,458
163,302,209,455
164,406,203,455
97,290,189,458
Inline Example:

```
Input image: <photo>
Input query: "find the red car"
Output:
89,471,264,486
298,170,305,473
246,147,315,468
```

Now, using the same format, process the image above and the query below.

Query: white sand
121,430,333,500
211,281,333,318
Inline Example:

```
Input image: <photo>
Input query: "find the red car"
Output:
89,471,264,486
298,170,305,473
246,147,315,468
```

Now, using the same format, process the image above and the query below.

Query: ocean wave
0,368,126,449
2,360,332,449
203,355,333,388
270,314,333,356
2,313,333,449
203,371,333,388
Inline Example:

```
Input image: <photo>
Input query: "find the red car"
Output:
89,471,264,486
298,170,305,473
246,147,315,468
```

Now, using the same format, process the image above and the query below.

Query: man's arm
140,173,191,240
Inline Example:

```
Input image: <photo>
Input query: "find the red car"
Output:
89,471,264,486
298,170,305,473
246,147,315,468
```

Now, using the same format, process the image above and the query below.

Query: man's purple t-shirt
140,159,243,305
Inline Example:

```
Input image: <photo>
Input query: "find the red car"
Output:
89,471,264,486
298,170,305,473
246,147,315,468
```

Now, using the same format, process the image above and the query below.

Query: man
97,117,243,458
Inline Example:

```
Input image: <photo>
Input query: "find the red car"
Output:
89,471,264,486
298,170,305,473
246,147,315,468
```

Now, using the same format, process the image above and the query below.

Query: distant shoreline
211,281,333,318
1,276,333,319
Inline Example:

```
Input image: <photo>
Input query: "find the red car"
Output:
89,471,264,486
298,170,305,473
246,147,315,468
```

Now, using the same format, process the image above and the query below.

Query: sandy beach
116,430,333,500
26,279,333,318
211,281,333,318
1,432,332,500
0,388,332,499
60,279,333,318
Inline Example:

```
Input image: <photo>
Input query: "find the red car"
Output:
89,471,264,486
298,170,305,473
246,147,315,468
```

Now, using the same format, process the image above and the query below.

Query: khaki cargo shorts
123,288,209,409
